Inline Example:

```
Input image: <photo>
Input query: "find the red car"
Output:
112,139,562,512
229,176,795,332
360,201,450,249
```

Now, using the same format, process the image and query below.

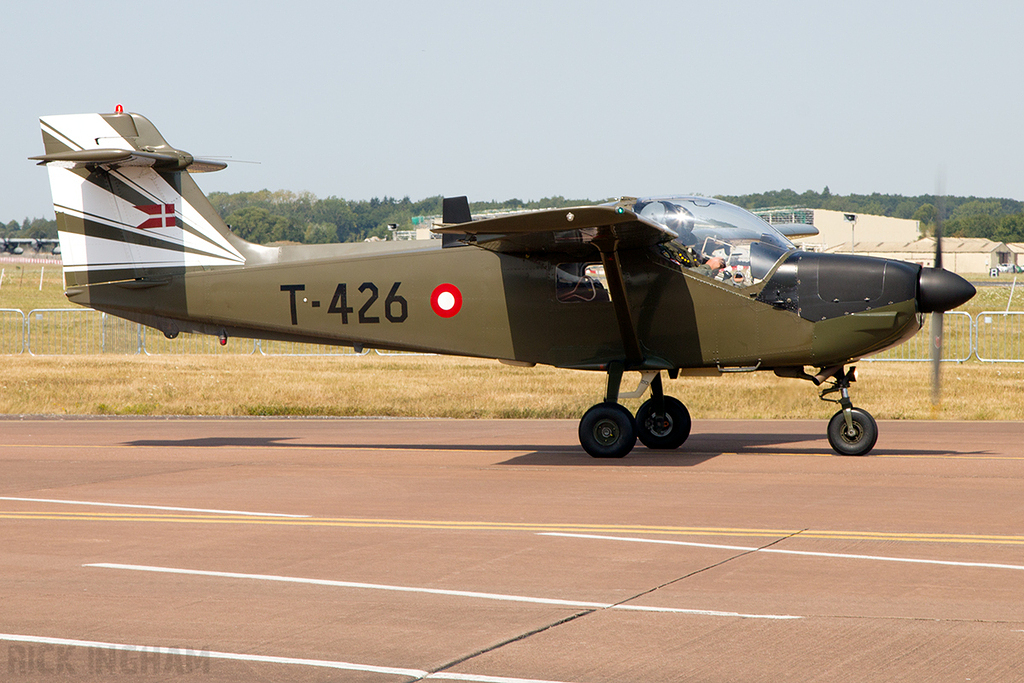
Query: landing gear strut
578,367,691,458
819,366,877,456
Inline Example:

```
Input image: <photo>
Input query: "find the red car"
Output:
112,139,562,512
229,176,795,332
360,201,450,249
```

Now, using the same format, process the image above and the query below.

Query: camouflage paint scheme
32,111,973,457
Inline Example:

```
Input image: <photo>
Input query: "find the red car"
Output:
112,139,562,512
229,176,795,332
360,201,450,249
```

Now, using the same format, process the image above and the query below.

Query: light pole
844,213,857,254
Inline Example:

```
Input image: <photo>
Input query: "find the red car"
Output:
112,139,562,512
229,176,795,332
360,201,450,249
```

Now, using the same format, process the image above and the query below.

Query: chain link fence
0,308,1022,362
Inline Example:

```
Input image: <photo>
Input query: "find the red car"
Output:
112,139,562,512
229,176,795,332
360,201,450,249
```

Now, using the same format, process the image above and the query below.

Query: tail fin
32,111,251,287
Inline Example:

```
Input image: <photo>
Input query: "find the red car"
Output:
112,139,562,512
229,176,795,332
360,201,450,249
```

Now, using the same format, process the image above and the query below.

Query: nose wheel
827,407,877,456
819,366,878,456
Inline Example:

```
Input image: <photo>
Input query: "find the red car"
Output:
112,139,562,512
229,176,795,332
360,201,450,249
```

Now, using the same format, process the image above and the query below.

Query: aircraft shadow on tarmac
500,432,983,465
123,432,976,466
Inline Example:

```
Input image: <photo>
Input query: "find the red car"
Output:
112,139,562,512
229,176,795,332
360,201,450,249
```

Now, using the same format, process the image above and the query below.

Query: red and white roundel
431,283,462,318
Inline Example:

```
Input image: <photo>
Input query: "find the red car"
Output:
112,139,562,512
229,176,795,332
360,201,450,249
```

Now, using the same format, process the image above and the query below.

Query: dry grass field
1,263,1023,420
1,354,1022,421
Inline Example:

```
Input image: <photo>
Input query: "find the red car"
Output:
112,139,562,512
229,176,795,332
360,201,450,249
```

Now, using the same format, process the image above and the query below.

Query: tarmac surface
1,417,1022,682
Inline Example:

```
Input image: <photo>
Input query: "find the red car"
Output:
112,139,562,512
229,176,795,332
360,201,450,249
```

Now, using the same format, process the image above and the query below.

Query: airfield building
752,207,922,252
825,238,1013,274
753,206,1017,275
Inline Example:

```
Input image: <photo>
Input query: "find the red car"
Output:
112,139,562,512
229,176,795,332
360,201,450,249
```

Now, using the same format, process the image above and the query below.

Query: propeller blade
930,310,943,406
930,193,945,407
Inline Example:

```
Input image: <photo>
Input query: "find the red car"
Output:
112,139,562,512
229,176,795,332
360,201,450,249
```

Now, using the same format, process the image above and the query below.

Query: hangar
752,207,922,251
825,237,1013,275
754,206,1014,275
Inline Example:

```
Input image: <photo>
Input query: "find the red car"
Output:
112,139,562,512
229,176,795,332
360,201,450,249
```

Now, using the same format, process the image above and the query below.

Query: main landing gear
578,365,691,458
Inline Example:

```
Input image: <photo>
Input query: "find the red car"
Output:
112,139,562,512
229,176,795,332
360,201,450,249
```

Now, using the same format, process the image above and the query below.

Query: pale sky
4,0,1023,222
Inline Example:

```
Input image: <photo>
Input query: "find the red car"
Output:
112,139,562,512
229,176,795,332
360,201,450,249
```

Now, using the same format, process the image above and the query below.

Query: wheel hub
842,423,863,443
594,419,620,445
644,414,673,437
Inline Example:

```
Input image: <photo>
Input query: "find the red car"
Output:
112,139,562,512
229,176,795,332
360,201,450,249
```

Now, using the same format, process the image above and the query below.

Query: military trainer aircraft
32,110,976,457
1,237,60,255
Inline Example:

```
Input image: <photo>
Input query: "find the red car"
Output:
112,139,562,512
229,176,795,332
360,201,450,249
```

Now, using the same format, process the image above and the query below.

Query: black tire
827,408,878,456
579,403,637,458
635,396,691,450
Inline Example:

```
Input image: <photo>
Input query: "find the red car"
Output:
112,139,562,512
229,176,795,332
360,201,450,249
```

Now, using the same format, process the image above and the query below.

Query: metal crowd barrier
863,312,974,362
0,309,26,354
975,311,1024,363
1,308,1023,362
27,309,141,355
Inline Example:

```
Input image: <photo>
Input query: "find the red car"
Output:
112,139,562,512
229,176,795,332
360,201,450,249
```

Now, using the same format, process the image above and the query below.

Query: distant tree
912,203,937,225
951,199,1005,220
947,213,998,239
24,218,57,239
893,199,917,219
862,201,885,217
224,207,301,244
303,222,337,244
993,213,1024,243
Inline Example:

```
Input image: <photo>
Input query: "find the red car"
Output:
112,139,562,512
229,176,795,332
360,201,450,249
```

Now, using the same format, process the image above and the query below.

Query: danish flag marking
136,204,176,229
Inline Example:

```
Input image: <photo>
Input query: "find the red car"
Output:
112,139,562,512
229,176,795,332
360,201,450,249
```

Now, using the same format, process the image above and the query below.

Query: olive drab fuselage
67,238,923,372
34,111,976,457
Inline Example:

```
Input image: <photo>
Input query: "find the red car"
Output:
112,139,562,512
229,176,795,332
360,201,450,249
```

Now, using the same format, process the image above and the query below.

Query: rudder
33,111,250,287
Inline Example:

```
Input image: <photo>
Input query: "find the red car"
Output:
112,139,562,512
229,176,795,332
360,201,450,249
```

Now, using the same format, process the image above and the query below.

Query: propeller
917,197,975,409
930,195,945,407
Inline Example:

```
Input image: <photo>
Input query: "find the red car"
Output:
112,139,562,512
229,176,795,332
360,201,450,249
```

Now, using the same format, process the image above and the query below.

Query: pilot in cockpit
639,199,749,286
656,239,745,285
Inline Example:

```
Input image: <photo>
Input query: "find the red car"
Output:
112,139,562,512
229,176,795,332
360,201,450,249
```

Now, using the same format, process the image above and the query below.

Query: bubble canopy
631,196,796,286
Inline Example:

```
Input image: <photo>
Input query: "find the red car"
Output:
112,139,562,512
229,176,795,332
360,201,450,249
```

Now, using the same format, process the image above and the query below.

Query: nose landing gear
819,366,878,456
578,366,691,458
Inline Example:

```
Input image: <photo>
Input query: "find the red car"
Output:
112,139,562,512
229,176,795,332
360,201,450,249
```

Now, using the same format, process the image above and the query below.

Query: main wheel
635,396,691,450
579,403,637,458
827,408,878,456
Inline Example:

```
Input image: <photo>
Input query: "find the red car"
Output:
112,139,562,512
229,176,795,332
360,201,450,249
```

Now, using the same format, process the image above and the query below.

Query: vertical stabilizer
33,111,253,287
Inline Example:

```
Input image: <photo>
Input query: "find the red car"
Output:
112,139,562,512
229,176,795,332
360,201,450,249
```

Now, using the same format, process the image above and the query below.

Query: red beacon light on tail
115,104,124,114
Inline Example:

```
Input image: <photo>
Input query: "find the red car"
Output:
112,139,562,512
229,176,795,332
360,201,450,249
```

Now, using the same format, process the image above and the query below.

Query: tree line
717,187,1024,243
6,187,1024,245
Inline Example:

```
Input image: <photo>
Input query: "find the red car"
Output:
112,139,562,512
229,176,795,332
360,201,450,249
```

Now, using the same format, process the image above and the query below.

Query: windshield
634,196,794,287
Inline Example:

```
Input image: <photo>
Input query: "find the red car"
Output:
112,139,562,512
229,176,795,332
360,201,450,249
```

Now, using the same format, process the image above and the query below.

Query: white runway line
0,633,580,683
0,496,310,518
85,562,802,620
539,532,1024,572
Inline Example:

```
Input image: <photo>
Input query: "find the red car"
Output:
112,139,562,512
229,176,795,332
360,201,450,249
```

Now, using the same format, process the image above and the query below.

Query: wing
432,204,677,255
434,199,678,367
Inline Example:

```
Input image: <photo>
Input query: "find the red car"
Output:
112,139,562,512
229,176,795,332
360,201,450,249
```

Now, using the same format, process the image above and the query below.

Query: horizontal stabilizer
775,223,819,239
30,149,227,173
